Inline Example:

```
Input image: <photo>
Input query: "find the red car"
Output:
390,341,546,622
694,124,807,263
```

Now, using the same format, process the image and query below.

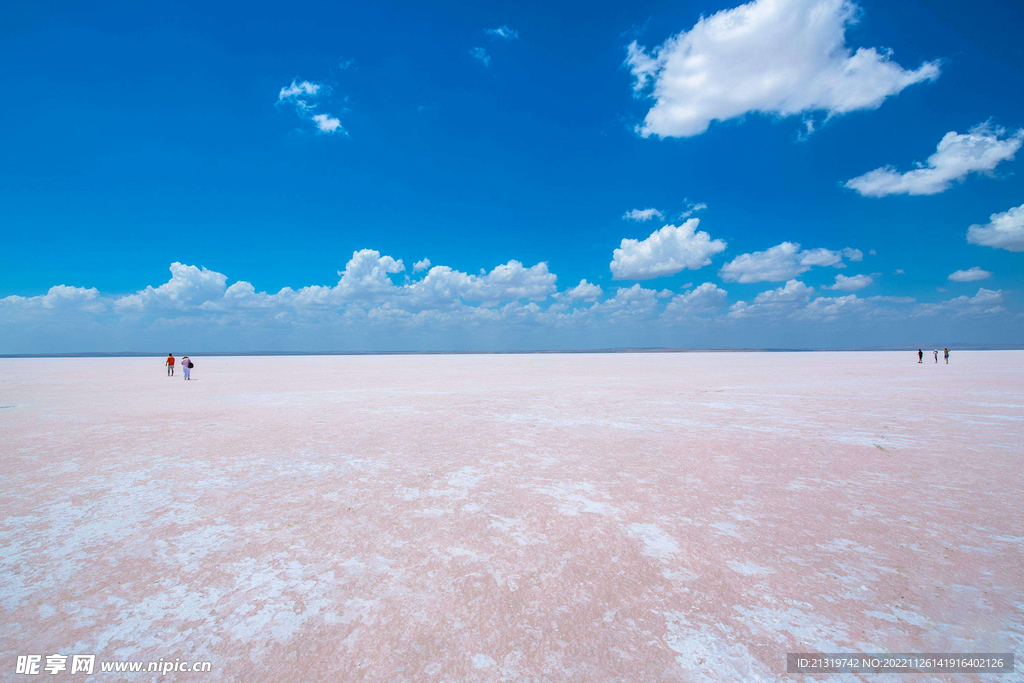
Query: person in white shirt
182,356,192,380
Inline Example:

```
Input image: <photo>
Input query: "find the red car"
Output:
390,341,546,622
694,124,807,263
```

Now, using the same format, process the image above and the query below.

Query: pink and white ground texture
1,352,1022,681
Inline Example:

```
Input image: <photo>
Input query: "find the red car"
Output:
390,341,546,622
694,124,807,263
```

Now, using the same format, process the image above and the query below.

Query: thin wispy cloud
277,77,345,135
469,47,491,66
278,80,320,100
623,208,664,222
486,25,519,40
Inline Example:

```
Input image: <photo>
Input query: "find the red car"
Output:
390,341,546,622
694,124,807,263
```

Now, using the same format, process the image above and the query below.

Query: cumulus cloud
916,288,1004,317
611,219,726,280
728,279,814,318
719,242,859,283
623,208,664,222
312,113,344,134
115,263,228,311
469,48,491,66
626,0,939,138
5,251,1010,354
413,258,431,272
948,267,991,282
564,279,603,301
664,283,729,317
826,273,874,291
486,26,519,40
845,122,1023,197
967,202,1024,252
1,285,104,315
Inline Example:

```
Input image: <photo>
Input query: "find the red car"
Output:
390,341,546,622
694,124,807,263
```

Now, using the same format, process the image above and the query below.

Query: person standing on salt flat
944,348,950,364
934,350,939,363
918,349,923,363
182,356,192,381
166,353,175,377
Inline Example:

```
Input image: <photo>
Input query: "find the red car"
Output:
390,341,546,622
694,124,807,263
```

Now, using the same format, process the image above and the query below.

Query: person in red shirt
166,353,175,377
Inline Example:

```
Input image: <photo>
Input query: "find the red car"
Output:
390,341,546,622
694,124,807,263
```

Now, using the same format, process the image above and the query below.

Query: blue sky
1,0,1022,352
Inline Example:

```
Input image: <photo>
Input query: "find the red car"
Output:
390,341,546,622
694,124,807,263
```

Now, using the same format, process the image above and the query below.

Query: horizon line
3,344,1022,359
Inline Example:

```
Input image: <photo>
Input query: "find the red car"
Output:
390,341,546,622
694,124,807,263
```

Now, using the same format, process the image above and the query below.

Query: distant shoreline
2,345,1022,359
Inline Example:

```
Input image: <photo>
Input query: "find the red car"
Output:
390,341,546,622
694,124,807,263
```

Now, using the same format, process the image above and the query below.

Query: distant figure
166,353,175,377
933,349,938,363
918,349,923,363
944,348,950,364
182,355,192,381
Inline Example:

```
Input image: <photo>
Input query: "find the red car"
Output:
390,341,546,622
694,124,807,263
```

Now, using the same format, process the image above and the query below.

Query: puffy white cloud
469,48,491,66
664,283,728,317
1,285,104,315
948,267,991,282
967,202,1024,252
312,113,344,134
611,219,726,280
728,279,813,318
845,122,1023,197
413,258,431,272
916,288,1004,317
626,0,939,138
564,279,603,301
826,273,874,291
486,26,519,40
719,242,859,283
623,208,664,222
115,262,228,311
278,80,321,100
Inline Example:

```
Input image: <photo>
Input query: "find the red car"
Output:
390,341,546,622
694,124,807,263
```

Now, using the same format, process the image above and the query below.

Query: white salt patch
448,467,482,488
663,612,775,682
709,522,740,538
471,654,496,669
727,561,772,576
627,523,680,559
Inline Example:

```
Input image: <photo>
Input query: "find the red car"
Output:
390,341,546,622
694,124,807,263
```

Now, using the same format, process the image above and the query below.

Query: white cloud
312,113,344,134
413,258,431,272
948,267,991,282
916,288,1004,317
728,279,814,318
611,219,726,280
278,80,321,100
967,202,1024,252
679,200,707,220
826,273,874,291
1,285,104,315
664,283,728,317
845,122,1023,196
469,48,491,66
565,279,603,301
115,262,228,311
626,0,939,138
486,26,519,40
623,208,664,222
719,242,859,283
277,78,346,136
